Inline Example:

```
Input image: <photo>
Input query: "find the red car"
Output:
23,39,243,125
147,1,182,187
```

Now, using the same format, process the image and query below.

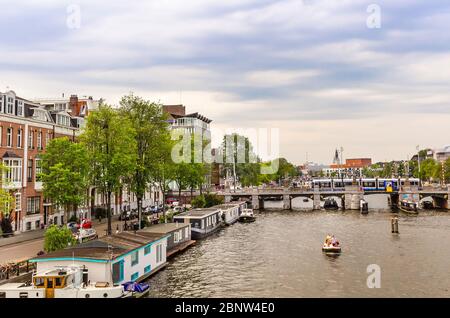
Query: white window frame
17,128,22,148
17,100,23,116
37,131,42,150
3,159,23,183
6,127,12,147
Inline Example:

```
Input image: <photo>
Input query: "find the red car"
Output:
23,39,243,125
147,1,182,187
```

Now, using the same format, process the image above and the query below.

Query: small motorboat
238,209,256,223
122,281,150,298
323,198,339,210
322,235,341,253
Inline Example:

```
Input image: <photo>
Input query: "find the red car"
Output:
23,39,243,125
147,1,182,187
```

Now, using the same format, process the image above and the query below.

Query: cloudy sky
1,0,449,164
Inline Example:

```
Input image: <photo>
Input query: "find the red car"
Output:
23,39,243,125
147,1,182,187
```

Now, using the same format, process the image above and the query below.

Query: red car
80,219,92,229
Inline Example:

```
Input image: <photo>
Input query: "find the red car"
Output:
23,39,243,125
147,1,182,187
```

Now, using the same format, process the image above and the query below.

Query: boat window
55,277,63,287
46,278,53,288
34,277,45,287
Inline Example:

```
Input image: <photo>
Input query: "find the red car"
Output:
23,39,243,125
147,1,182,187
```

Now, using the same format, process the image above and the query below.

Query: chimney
69,94,79,116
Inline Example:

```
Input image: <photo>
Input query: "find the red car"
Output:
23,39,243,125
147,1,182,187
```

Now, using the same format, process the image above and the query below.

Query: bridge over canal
215,186,450,210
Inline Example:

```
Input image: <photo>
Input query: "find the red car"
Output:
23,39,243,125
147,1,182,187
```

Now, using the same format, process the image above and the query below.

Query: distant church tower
333,149,340,165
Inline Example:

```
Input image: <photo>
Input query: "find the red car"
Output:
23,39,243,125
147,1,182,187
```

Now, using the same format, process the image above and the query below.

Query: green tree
420,158,439,182
0,163,17,236
80,104,137,235
44,225,77,252
191,195,206,208
119,94,170,229
203,193,223,207
220,133,260,188
40,137,89,224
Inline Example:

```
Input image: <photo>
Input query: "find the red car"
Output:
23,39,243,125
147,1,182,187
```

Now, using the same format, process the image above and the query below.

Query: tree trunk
107,191,112,236
137,195,143,230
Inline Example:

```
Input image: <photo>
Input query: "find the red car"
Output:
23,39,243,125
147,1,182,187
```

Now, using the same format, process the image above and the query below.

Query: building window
37,132,42,150
144,245,151,255
130,272,139,282
6,128,12,147
26,196,40,215
35,159,42,182
144,265,151,274
35,220,40,229
156,244,162,263
131,250,139,266
6,97,14,114
57,115,70,126
45,132,51,146
3,159,22,183
0,126,2,146
27,159,33,182
17,101,23,116
17,129,22,148
14,193,21,211
28,130,34,149
26,222,31,231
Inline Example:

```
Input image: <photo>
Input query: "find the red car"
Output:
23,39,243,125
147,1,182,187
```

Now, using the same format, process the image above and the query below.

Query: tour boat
323,198,339,210
0,265,125,298
122,281,150,298
399,200,418,214
238,208,256,223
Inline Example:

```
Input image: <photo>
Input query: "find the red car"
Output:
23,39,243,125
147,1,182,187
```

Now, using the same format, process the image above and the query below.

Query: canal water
147,195,450,298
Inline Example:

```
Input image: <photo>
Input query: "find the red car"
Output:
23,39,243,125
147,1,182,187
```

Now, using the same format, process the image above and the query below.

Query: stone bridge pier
224,195,232,203
283,194,291,210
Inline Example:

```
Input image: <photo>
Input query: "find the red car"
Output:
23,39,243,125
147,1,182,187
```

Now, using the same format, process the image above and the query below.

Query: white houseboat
138,223,195,258
0,232,169,298
0,265,125,298
173,208,222,239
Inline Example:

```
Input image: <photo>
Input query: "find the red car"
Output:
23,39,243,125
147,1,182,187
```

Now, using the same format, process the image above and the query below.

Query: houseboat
214,204,240,225
0,265,125,298
232,200,248,215
8,232,169,298
399,200,418,214
138,223,195,259
173,208,222,239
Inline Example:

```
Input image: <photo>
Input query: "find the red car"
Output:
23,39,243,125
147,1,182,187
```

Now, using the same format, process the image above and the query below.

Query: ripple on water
147,209,450,298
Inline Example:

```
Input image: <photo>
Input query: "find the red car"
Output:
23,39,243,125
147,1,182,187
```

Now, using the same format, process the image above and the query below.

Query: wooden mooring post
391,216,399,234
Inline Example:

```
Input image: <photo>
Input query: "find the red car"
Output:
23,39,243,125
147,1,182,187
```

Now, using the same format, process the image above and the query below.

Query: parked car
119,210,131,221
74,228,98,243
67,222,80,231
80,219,92,229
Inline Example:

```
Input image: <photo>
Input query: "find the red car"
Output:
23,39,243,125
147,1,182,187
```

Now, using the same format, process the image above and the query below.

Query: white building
433,145,450,163
30,232,168,285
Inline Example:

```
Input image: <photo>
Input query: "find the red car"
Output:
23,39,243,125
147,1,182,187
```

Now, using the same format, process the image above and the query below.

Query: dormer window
55,103,67,111
32,109,48,122
6,97,14,114
17,100,24,116
57,114,71,126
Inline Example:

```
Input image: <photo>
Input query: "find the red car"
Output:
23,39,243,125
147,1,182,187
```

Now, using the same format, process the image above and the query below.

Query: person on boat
324,234,332,247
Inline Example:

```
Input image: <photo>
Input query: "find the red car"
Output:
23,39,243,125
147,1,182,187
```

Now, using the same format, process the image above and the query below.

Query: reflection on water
147,202,450,298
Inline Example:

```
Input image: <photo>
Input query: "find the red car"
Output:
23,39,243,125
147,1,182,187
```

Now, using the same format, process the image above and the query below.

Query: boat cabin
138,223,195,258
213,204,240,225
173,208,222,239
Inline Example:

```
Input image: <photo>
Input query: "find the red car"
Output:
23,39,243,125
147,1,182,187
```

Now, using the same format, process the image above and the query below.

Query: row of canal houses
28,201,248,293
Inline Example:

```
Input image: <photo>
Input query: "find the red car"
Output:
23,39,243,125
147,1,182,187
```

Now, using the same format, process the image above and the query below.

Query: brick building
0,91,99,233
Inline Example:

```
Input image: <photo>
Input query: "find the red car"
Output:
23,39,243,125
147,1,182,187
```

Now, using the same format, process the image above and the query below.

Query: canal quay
146,196,450,298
